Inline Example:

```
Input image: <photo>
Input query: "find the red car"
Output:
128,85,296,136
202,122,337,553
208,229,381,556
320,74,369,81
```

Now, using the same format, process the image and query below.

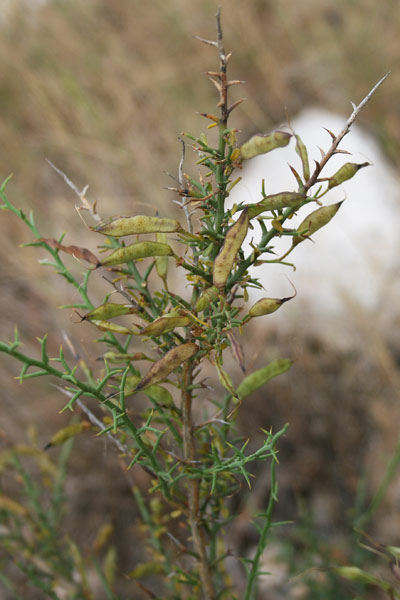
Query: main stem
182,361,215,600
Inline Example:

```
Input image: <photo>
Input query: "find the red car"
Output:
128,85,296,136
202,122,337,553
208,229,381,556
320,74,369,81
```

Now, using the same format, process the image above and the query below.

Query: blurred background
1,0,400,597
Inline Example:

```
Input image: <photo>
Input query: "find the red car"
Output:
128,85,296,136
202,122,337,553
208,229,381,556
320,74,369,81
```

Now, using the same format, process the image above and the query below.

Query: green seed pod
123,376,173,404
292,201,343,247
237,359,292,400
93,215,182,237
335,567,384,587
90,320,140,335
248,292,294,318
295,134,310,181
247,192,305,218
240,130,291,160
194,285,219,312
100,241,174,267
136,342,198,390
140,315,190,336
213,209,249,290
155,232,169,284
328,162,369,189
83,303,137,321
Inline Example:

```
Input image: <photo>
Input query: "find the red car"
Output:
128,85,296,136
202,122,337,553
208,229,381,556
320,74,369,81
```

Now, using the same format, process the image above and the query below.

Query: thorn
193,35,218,48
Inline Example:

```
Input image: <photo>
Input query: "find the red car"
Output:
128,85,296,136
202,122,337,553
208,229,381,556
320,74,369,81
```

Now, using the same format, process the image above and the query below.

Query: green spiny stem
244,424,288,600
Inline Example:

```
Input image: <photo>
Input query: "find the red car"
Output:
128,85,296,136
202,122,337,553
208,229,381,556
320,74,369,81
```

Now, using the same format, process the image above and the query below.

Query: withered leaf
40,238,100,266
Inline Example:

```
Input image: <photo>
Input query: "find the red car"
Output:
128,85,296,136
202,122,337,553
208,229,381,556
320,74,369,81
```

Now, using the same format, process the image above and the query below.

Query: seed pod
292,201,343,247
247,192,305,218
194,285,219,312
100,241,174,267
155,232,169,284
248,292,295,318
0,496,27,516
93,215,182,237
140,315,190,337
213,209,249,289
44,422,90,449
237,358,292,400
83,303,137,321
103,351,152,363
335,567,384,586
90,320,140,335
123,376,173,404
295,134,310,181
328,162,369,189
136,342,198,391
240,130,291,160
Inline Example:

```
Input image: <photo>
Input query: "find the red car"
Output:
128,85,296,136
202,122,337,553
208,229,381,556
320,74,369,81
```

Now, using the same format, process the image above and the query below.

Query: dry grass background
1,0,400,597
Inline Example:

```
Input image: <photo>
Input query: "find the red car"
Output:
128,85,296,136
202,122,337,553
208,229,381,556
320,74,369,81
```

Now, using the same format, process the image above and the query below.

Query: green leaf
237,359,292,400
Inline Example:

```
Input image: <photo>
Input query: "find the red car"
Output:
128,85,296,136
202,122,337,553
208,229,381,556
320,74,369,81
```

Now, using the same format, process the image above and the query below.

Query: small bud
239,130,291,160
295,134,310,181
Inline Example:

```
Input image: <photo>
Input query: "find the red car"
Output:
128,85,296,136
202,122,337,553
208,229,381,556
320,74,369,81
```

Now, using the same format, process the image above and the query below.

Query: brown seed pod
213,209,249,290
135,342,198,391
140,315,190,337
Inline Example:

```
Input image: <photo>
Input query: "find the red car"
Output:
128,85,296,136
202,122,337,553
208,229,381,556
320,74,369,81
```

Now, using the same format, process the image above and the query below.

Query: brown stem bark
182,361,215,600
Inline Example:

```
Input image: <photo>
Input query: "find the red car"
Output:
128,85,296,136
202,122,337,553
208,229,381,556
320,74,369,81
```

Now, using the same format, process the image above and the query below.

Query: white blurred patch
227,108,400,341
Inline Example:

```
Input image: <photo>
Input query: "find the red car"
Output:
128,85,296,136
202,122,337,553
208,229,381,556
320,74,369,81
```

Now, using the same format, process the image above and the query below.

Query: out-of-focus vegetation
1,1,400,598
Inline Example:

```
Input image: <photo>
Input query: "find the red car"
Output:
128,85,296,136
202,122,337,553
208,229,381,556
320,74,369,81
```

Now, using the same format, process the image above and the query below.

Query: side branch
305,72,390,191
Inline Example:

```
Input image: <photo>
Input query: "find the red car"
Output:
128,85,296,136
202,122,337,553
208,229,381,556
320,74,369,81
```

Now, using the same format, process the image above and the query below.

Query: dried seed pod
103,351,152,363
247,192,305,218
44,422,90,449
155,232,169,284
213,209,249,289
194,285,219,312
93,215,182,237
292,201,343,247
100,241,174,267
136,342,198,391
240,130,291,160
295,134,310,181
83,303,137,321
327,162,369,189
90,320,140,335
140,315,190,336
